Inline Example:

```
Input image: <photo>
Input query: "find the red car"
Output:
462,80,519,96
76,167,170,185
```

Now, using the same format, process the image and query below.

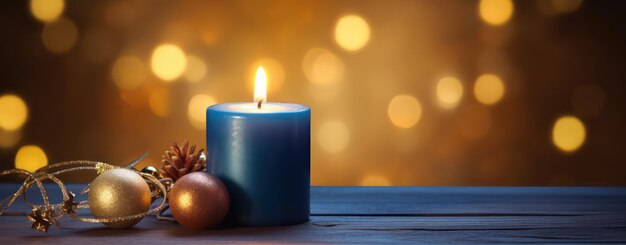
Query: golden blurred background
1,0,624,185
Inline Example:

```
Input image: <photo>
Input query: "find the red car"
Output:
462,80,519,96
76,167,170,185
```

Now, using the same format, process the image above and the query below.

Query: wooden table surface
1,183,625,244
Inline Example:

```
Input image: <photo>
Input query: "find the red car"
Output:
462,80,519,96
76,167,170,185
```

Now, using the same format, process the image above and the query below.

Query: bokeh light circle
317,120,350,154
0,94,28,131
474,74,505,105
334,15,371,52
302,48,344,85
42,17,78,54
388,95,422,129
552,116,586,152
151,44,187,81
112,56,148,90
30,0,64,23
479,0,514,26
436,77,464,109
188,95,216,130
15,145,48,172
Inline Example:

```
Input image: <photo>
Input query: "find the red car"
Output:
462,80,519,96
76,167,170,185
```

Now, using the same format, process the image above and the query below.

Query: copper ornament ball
169,172,229,229
88,168,152,229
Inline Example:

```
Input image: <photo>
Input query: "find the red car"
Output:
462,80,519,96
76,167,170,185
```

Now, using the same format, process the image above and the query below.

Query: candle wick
257,100,262,109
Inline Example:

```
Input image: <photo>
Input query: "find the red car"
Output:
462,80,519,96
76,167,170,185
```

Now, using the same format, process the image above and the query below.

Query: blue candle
206,67,310,226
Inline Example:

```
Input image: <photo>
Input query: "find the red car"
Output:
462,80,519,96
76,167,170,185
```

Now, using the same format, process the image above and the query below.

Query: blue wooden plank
0,183,625,243
312,186,626,215
0,215,624,243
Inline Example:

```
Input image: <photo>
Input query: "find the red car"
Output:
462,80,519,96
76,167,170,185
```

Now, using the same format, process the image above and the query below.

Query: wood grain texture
0,184,625,243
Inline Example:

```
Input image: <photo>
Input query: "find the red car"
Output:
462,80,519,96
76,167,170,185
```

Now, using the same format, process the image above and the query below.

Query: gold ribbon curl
0,158,169,233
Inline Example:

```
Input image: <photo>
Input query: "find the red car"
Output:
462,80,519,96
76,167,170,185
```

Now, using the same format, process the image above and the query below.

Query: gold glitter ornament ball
88,168,152,228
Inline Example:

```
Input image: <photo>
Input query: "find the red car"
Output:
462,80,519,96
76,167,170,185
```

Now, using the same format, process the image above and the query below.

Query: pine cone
160,141,206,182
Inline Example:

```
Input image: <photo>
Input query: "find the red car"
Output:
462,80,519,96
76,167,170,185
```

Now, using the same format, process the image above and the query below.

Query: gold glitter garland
0,157,170,232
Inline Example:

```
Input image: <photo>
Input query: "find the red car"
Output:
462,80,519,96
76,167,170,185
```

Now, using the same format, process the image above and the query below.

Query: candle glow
254,66,267,107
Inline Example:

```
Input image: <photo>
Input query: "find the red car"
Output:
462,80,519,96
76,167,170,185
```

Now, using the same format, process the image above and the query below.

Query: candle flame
254,66,267,107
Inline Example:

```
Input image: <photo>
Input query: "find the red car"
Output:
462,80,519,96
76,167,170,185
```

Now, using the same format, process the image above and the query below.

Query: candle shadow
219,178,253,227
